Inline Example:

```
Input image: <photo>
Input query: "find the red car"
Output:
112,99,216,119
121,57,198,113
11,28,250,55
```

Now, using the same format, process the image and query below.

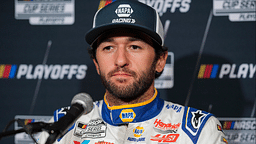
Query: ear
93,59,100,75
155,51,168,73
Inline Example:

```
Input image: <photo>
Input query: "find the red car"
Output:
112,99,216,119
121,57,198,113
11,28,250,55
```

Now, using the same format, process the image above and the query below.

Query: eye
130,45,141,50
103,46,113,51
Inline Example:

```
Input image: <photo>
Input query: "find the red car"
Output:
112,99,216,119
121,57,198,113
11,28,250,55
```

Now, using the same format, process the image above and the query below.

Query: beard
99,61,157,102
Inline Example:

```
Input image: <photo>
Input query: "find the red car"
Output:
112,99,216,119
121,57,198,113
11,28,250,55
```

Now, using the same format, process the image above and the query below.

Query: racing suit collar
102,88,164,126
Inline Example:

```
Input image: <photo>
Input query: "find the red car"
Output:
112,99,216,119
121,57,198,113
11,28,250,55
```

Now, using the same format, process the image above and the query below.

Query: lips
112,72,132,77
108,68,136,78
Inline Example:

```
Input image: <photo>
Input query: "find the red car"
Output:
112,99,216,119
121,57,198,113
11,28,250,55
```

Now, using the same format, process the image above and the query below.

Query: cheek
96,56,113,74
132,53,156,72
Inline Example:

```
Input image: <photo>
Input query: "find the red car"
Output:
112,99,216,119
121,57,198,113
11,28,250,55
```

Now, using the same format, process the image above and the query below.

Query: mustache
107,67,137,78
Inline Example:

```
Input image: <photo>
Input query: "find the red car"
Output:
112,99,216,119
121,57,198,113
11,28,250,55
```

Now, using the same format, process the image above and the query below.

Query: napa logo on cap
119,109,136,122
115,4,133,17
133,126,144,137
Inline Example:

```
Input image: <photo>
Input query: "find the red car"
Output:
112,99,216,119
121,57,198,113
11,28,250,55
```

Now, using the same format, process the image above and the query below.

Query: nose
114,46,129,68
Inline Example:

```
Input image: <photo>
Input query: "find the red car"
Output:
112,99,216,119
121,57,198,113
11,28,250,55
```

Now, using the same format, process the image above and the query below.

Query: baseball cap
85,0,164,47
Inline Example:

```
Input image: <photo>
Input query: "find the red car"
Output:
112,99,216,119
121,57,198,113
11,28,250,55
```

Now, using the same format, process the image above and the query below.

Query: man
38,0,227,143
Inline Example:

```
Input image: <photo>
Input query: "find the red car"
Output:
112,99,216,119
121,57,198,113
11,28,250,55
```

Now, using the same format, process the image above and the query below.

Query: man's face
93,32,165,100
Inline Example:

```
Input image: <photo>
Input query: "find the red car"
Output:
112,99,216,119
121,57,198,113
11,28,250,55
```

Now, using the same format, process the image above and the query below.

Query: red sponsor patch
150,134,179,142
154,119,181,130
95,141,114,144
73,141,80,144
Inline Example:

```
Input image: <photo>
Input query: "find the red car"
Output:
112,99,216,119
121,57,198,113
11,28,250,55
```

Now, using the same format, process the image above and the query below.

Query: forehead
95,29,154,47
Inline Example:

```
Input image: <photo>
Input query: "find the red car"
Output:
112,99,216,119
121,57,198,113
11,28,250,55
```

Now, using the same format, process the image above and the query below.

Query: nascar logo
0,64,87,80
221,120,256,130
24,119,35,125
98,0,117,10
198,63,256,79
78,123,87,129
119,109,136,122
0,64,17,79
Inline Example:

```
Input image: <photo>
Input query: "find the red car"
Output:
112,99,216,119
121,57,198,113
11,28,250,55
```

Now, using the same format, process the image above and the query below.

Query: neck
105,85,155,106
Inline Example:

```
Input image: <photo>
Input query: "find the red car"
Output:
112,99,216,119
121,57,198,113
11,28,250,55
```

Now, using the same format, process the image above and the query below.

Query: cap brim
85,23,162,46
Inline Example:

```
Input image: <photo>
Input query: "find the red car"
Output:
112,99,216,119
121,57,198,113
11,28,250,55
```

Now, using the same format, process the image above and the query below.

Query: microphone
45,93,93,144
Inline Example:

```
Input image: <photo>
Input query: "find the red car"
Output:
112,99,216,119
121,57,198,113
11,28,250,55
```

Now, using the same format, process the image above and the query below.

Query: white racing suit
38,89,228,144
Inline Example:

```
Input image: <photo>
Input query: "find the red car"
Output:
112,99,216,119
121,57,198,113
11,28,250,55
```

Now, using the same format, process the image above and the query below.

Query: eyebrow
101,37,143,43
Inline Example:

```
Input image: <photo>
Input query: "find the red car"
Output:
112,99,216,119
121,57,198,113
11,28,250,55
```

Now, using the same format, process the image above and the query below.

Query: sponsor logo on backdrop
0,64,87,80
218,117,256,144
213,0,256,22
74,119,107,139
14,115,52,144
14,0,75,25
155,52,174,89
139,0,191,16
0,64,17,79
98,0,117,10
198,64,256,79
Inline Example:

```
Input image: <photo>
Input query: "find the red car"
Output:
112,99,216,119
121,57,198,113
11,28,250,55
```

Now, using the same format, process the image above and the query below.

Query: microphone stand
45,132,59,144
0,120,50,143
0,129,26,139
